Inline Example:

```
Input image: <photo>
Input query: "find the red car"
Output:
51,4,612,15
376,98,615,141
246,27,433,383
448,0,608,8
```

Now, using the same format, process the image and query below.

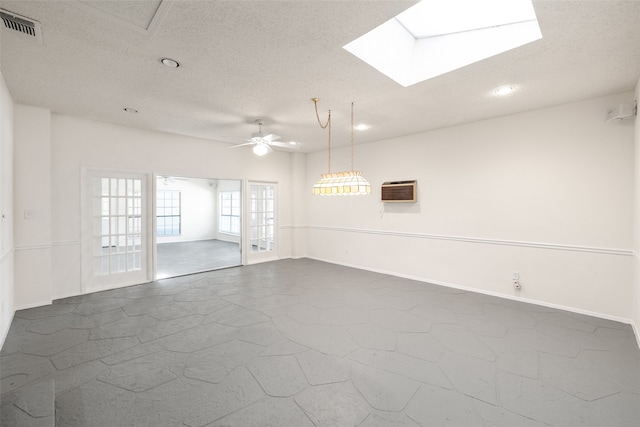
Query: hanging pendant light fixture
311,99,371,196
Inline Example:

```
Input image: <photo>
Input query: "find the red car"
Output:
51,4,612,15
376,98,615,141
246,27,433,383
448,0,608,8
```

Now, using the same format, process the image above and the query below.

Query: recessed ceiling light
493,85,516,96
123,107,138,113
288,141,298,145
354,124,370,131
160,58,180,68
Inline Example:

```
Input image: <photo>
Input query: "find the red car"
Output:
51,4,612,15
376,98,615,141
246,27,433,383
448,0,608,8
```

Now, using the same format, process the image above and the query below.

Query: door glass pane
249,184,275,253
93,176,144,275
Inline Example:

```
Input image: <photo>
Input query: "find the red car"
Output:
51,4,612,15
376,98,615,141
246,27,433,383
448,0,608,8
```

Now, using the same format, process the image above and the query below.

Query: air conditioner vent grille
381,180,417,202
0,9,41,42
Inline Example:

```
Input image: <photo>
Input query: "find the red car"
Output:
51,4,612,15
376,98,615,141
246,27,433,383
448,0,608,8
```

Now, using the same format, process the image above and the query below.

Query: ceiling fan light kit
311,98,371,196
252,143,272,156
230,119,299,156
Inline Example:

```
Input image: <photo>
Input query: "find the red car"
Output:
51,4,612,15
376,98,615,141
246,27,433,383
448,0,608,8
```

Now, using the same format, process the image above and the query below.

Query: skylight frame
343,0,542,87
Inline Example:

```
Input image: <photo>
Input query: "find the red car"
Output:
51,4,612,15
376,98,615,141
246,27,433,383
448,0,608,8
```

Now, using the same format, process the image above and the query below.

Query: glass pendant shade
311,99,370,196
312,171,371,195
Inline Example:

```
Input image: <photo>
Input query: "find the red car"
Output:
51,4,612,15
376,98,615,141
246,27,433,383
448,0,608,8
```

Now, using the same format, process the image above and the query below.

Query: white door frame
244,180,278,265
80,167,152,294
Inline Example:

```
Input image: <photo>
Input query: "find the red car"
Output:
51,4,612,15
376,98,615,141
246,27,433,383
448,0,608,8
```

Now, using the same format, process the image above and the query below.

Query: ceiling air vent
0,9,42,42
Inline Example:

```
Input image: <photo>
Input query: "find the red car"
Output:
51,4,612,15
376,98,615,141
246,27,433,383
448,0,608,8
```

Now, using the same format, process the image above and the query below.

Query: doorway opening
155,176,242,279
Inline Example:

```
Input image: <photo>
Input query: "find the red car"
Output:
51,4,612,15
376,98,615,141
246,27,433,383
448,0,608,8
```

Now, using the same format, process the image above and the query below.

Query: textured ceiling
0,0,639,153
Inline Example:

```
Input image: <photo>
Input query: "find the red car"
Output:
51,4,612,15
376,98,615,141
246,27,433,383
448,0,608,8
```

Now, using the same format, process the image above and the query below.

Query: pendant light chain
351,102,355,171
313,98,331,173
311,98,371,196
328,112,331,173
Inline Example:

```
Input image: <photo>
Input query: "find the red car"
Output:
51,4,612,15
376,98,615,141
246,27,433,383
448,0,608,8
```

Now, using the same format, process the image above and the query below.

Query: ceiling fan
157,175,190,186
230,120,299,156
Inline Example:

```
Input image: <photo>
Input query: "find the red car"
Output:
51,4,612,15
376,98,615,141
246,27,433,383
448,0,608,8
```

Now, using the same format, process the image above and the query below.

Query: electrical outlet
512,272,521,289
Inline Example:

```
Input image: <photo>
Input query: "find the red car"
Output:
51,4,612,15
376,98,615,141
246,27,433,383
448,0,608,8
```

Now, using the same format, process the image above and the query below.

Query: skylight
344,0,541,87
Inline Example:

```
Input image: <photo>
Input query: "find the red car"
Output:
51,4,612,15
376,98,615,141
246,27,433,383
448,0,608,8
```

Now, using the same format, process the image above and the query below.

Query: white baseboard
632,321,640,350
307,256,636,328
15,299,54,312
246,256,279,266
53,290,84,301
0,311,15,350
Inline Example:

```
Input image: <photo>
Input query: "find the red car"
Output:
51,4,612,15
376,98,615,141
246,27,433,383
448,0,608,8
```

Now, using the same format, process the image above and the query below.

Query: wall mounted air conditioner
381,180,416,202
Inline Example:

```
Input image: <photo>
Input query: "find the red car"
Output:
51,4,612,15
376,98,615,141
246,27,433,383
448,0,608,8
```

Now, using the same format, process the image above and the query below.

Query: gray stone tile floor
157,239,241,279
1,258,639,426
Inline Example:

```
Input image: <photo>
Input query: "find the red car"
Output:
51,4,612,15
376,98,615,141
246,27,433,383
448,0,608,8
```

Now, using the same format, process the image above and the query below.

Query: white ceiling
1,0,639,153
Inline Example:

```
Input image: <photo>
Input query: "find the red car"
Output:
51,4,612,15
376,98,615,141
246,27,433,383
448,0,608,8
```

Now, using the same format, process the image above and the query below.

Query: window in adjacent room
219,190,241,235
157,190,181,236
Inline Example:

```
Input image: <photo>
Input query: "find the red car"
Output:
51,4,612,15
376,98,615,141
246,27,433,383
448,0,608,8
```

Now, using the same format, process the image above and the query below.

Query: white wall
306,92,635,321
290,152,308,258
13,105,52,309
0,71,15,347
156,177,218,244
633,78,640,343
36,113,294,302
155,176,243,245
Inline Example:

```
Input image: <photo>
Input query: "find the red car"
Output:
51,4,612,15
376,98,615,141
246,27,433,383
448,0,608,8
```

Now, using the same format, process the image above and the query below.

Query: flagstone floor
1,258,639,426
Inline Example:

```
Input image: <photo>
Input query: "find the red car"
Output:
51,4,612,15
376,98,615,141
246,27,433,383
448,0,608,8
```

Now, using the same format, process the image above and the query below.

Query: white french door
81,169,151,293
246,182,277,264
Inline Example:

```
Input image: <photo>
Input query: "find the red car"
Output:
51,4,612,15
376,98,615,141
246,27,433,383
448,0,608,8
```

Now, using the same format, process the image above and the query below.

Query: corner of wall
633,76,640,348
0,70,15,349
290,152,308,258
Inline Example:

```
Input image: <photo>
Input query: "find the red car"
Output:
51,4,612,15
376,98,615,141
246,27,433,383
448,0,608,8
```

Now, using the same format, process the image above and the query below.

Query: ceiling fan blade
229,142,255,148
263,133,281,142
269,141,300,150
